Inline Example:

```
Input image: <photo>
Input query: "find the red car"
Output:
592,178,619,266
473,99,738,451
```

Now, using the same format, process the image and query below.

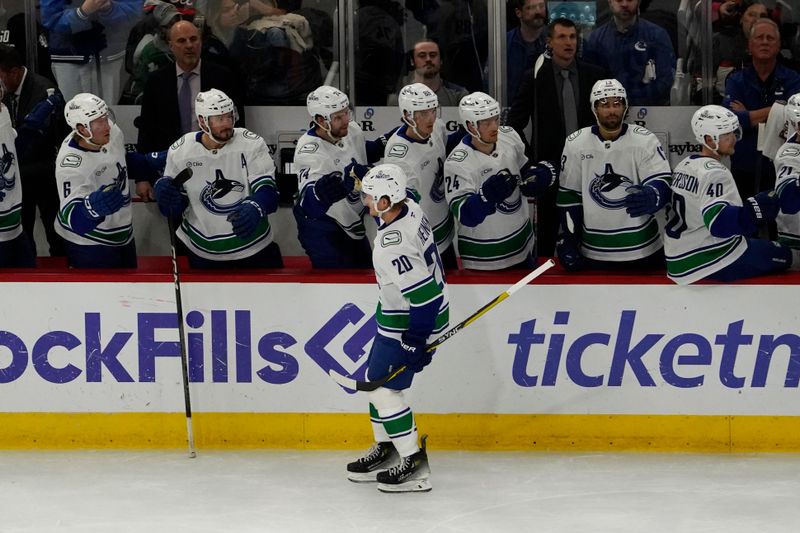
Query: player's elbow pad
709,206,755,238
456,194,495,227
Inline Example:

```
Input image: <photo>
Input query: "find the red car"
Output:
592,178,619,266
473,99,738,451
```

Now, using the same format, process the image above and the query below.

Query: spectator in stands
724,18,800,200
506,0,548,102
0,46,67,257
355,0,406,105
582,0,675,106
507,18,608,257
387,40,469,107
713,0,768,96
41,0,141,103
425,0,488,92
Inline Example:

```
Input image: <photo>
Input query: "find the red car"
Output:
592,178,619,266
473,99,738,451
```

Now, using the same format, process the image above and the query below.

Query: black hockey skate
347,441,399,482
376,435,431,493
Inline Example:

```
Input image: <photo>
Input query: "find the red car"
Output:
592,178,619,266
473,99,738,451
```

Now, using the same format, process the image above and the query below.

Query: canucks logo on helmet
200,169,246,215
588,163,634,209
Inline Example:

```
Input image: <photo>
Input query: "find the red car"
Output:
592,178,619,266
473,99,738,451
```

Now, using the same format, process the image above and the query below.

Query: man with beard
506,0,548,102
556,79,672,271
387,40,468,107
154,89,283,269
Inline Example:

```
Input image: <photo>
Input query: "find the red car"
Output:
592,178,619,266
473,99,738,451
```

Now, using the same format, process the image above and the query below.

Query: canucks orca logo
430,157,445,203
200,169,246,214
588,163,634,209
0,149,15,190
114,162,127,190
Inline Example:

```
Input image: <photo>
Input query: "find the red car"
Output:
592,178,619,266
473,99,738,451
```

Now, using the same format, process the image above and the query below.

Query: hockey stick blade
330,259,556,392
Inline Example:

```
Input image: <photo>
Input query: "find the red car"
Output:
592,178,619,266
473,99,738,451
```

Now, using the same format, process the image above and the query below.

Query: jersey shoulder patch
60,153,82,168
566,129,583,142
703,160,728,172
631,126,653,137
499,125,514,134
447,149,468,163
387,143,408,158
242,129,261,141
170,136,186,150
298,142,319,154
380,230,403,248
778,145,800,159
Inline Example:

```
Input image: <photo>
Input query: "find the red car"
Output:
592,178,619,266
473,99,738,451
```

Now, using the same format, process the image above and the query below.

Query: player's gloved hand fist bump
556,233,584,272
743,190,780,225
624,184,660,217
227,198,264,239
344,158,370,182
520,160,558,197
481,169,517,204
400,331,433,373
85,184,124,218
154,176,186,218
314,171,348,206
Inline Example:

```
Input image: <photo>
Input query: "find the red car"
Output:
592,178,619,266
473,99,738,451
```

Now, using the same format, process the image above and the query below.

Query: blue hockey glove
21,90,64,133
556,233,584,272
400,331,433,373
85,184,125,218
624,184,661,217
344,158,369,187
741,190,779,227
520,160,558,197
146,151,168,175
154,176,187,218
227,198,265,238
481,170,517,205
314,171,349,206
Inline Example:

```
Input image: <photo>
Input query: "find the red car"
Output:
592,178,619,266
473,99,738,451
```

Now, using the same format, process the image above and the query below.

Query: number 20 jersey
664,155,748,285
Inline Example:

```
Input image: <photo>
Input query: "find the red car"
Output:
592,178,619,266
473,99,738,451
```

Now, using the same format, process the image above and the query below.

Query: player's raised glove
227,198,264,239
741,190,779,227
481,170,517,205
21,90,64,133
556,233,584,272
154,176,187,218
519,160,558,197
624,184,661,217
85,184,125,218
400,331,433,373
344,158,369,187
314,171,348,206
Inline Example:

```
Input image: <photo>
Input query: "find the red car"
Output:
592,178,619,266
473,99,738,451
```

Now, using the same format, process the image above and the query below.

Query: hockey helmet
458,92,500,132
65,93,112,138
785,93,800,135
399,83,439,118
306,85,350,123
361,163,407,210
196,89,237,126
691,105,741,153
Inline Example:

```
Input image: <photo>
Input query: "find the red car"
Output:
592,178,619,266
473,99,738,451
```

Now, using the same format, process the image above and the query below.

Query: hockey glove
21,90,64,134
520,160,558,197
741,190,780,228
480,170,517,205
145,151,168,175
344,158,369,190
154,176,187,218
624,184,661,217
314,171,348,207
556,233,584,272
400,331,433,373
227,198,265,239
85,184,125,218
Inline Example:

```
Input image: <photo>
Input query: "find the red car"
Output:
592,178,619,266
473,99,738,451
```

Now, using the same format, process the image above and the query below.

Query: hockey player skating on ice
444,92,558,270
293,85,392,268
773,93,800,248
384,83,463,269
55,93,154,268
556,78,672,272
346,163,449,493
664,105,800,284
154,89,282,269
0,86,35,267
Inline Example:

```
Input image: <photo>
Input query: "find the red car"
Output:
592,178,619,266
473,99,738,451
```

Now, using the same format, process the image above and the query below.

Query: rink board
1,270,800,451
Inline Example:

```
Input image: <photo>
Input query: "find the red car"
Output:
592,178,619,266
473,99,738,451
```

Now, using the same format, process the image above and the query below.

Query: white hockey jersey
774,136,800,247
0,105,23,243
373,201,449,342
384,121,455,254
557,125,672,262
164,129,278,261
444,127,533,270
54,124,133,247
664,155,748,285
294,122,369,239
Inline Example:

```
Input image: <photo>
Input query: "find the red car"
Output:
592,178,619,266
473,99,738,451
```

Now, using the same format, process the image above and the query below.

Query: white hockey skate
376,435,431,493
347,441,399,482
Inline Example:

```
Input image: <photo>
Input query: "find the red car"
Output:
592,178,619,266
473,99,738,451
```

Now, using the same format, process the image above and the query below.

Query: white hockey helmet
785,93,800,135
64,93,111,136
590,79,628,119
306,85,350,122
361,163,407,212
691,105,742,153
196,88,237,126
398,83,439,118
459,92,500,132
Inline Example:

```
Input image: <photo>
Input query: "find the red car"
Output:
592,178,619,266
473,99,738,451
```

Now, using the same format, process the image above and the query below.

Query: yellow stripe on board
2,413,800,452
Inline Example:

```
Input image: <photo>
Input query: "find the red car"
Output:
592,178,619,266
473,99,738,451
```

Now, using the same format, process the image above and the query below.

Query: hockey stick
329,259,556,392
167,167,196,457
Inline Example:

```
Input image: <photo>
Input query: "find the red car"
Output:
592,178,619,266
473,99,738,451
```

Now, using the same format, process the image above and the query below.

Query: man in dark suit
137,20,245,200
0,45,67,257
507,18,608,257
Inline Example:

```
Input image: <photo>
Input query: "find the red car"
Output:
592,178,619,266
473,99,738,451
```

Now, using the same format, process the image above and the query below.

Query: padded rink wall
2,265,800,452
